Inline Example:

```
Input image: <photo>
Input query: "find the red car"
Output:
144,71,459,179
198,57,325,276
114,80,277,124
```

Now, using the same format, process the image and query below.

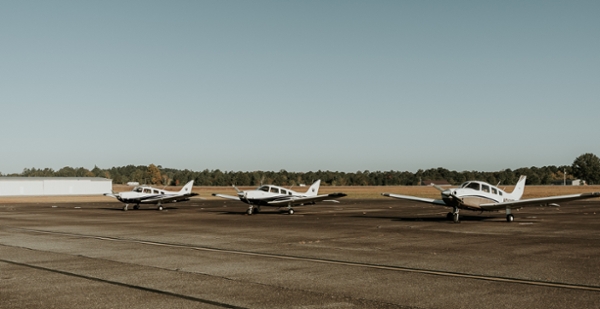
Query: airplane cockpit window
465,182,480,190
482,184,490,193
153,190,159,194
270,187,280,194
258,186,269,192
133,187,143,193
160,191,165,195
492,188,498,194
143,188,151,194
280,189,287,195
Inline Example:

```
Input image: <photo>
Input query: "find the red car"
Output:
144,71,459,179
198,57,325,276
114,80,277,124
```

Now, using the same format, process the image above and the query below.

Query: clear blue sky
1,1,599,174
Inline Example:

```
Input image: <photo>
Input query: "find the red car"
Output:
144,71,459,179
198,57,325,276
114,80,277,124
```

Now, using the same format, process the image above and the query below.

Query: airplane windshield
258,186,269,192
462,182,480,191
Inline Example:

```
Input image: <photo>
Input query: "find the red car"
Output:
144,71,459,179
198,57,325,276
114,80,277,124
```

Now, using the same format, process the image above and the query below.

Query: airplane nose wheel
288,208,294,215
247,206,254,215
451,207,460,223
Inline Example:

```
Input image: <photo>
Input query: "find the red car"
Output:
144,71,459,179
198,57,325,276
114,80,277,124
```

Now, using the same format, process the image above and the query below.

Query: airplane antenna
496,181,502,187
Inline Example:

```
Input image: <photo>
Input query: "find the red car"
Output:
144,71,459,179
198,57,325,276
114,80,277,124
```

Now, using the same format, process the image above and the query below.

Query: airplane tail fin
179,180,194,194
305,180,321,197
507,175,527,200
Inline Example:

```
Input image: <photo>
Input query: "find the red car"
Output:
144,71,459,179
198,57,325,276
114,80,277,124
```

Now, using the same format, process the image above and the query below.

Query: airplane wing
267,193,347,206
381,193,448,206
479,192,600,211
212,193,241,201
142,192,199,204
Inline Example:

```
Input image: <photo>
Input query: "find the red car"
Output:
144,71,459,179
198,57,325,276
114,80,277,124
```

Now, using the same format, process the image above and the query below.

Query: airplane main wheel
446,213,453,221
506,214,514,222
133,205,140,210
288,209,294,215
158,205,163,211
453,213,460,223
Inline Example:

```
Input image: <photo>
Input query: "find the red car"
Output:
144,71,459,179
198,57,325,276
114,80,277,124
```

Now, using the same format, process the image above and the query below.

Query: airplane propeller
441,189,464,206
431,184,446,192
232,184,242,194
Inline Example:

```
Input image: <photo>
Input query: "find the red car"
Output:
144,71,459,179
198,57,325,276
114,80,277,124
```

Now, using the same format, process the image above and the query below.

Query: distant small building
551,179,586,186
572,179,585,186
127,182,140,186
0,177,112,196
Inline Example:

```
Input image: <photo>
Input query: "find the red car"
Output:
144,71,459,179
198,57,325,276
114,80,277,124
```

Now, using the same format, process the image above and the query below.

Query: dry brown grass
1,184,599,203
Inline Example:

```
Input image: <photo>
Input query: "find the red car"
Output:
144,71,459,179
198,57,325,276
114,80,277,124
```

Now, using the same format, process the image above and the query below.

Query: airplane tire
506,214,514,222
288,209,294,215
453,213,460,223
247,208,253,215
133,205,139,210
122,206,127,211
446,213,453,221
158,206,163,211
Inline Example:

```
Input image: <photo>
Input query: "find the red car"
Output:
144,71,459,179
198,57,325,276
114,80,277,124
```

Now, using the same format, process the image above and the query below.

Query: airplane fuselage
117,193,189,204
441,181,509,210
240,185,308,206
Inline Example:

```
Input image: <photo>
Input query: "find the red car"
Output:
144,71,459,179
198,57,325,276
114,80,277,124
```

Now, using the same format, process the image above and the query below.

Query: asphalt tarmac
1,198,600,309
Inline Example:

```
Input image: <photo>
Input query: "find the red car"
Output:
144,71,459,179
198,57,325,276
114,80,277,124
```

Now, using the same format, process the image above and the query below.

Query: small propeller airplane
104,180,199,211
212,179,347,215
382,175,600,223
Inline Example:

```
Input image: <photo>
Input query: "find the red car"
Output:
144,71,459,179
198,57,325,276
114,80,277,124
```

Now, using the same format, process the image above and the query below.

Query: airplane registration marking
8,227,600,293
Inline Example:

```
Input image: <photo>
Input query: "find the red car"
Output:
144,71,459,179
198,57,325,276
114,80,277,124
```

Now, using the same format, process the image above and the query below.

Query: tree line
2,153,599,186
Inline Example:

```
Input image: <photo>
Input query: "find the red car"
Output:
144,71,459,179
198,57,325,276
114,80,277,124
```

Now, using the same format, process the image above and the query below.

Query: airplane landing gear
506,208,514,222
247,206,254,215
123,204,129,211
133,204,140,210
157,202,163,211
452,207,460,223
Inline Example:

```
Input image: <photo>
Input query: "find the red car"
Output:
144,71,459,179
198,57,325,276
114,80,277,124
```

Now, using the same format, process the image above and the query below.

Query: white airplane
382,175,600,223
212,180,347,215
104,180,199,211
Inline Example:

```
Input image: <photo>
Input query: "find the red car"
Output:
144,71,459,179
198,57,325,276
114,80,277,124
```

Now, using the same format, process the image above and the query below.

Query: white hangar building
0,177,112,196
